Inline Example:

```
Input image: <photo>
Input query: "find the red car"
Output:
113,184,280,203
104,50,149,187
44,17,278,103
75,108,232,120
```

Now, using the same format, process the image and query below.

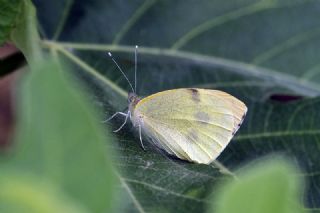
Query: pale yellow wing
133,88,247,164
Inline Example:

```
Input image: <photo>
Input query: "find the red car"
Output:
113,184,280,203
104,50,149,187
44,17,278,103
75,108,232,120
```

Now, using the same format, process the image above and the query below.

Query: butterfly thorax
128,92,142,124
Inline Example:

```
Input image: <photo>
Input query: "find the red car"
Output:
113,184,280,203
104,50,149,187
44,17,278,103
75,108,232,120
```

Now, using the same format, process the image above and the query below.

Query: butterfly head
128,92,141,119
128,92,140,105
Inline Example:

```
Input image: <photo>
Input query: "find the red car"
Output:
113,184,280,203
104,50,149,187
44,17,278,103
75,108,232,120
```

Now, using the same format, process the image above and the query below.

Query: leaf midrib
42,40,320,98
235,129,320,141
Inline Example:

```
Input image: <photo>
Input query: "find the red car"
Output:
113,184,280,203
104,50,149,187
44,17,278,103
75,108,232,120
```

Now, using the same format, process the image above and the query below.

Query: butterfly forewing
132,88,247,164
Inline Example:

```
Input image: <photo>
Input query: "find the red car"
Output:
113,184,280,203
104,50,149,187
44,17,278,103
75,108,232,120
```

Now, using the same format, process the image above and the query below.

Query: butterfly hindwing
132,88,247,164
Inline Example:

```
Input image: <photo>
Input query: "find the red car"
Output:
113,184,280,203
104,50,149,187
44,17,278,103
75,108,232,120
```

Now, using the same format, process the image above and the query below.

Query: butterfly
106,46,247,164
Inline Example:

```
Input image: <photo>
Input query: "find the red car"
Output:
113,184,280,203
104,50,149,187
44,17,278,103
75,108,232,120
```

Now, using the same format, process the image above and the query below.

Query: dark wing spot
187,88,200,102
233,112,247,135
195,112,211,124
238,113,246,126
188,130,199,141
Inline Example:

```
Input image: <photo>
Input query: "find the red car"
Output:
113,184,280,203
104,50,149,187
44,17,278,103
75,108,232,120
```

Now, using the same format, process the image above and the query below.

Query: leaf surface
32,0,320,212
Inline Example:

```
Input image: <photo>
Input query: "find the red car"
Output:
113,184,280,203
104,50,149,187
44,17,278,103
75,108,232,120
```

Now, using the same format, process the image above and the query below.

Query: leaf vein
235,129,320,141
123,178,209,203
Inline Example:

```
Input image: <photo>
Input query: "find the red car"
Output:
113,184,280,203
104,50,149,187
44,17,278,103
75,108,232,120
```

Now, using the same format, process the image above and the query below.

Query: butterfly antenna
107,52,135,93
134,45,138,92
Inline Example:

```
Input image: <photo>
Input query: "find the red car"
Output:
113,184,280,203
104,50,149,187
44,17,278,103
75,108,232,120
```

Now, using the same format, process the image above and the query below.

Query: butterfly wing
133,88,247,164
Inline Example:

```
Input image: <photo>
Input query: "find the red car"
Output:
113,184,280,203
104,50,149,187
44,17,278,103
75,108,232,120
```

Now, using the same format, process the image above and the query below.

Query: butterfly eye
128,93,136,103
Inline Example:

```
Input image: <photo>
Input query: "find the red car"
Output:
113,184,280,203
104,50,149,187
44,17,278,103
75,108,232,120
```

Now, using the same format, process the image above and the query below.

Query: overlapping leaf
0,0,22,45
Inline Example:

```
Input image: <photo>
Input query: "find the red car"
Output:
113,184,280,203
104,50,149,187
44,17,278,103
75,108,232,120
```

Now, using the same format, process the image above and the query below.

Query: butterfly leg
139,125,146,150
102,111,127,123
113,112,129,132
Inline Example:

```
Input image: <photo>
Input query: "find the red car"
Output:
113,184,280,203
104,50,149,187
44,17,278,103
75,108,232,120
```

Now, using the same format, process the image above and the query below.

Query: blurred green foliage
211,158,304,213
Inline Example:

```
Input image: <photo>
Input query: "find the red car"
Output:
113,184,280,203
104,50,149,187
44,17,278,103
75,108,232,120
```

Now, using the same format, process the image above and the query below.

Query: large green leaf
0,169,89,213
0,0,22,45
32,0,320,212
211,158,304,213
7,61,117,213
1,0,43,65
